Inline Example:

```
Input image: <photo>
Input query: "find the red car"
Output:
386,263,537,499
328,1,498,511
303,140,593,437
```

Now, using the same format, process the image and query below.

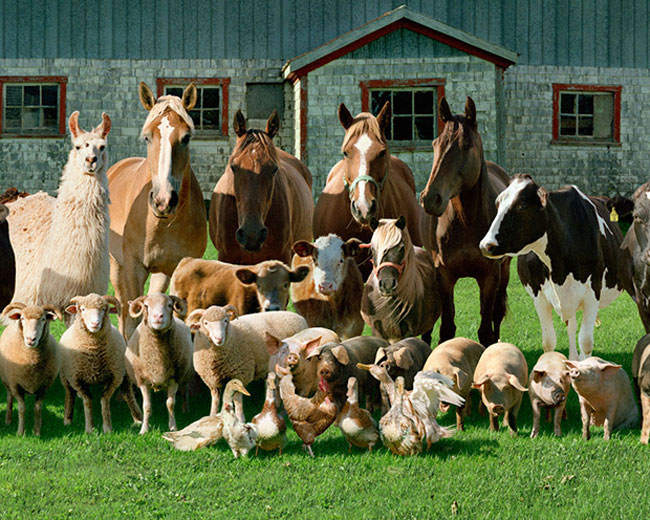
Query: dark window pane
203,87,220,109
578,94,593,115
578,116,593,136
23,107,40,128
195,87,203,109
24,86,40,106
414,91,434,114
393,91,412,115
43,107,58,128
384,120,392,140
188,109,201,128
5,85,22,106
393,116,412,140
560,115,576,135
202,109,220,130
415,116,434,140
371,91,390,115
42,85,58,106
166,87,183,98
560,93,575,114
4,108,21,129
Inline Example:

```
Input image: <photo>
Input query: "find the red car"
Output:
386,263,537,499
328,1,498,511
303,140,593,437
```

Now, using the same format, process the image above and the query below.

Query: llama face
68,111,112,175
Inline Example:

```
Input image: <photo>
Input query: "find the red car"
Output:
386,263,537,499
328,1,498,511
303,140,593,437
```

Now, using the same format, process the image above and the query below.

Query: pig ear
532,369,546,384
507,373,528,392
472,374,489,389
452,367,468,390
394,347,414,370
331,345,350,365
289,265,310,283
265,332,281,356
306,344,325,360
374,348,387,364
302,336,323,357
598,361,622,374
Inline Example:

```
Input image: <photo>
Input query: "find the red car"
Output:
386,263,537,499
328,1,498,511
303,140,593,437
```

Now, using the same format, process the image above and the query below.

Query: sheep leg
33,388,47,437
15,387,26,436
148,273,170,294
120,378,143,424
100,377,120,434
139,385,151,434
5,390,13,424
210,388,221,416
62,380,76,426
76,385,94,433
166,381,179,432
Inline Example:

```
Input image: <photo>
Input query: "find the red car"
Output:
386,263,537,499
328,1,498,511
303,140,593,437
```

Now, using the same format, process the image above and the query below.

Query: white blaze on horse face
156,115,175,198
353,133,374,218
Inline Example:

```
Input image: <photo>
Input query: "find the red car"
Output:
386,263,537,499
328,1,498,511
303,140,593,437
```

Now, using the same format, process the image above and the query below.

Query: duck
379,376,423,455
357,363,395,407
335,376,380,452
251,372,287,455
221,379,258,458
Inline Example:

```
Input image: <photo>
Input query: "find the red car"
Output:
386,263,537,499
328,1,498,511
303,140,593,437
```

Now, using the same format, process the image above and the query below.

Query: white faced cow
479,173,632,360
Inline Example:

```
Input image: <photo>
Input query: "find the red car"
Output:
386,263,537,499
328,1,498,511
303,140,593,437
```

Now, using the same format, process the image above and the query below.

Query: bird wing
414,371,465,409
162,415,223,451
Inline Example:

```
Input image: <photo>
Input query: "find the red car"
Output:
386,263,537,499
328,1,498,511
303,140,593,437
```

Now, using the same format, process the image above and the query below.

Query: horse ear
182,83,198,111
439,97,453,124
94,112,112,139
266,110,280,138
376,101,391,135
395,215,406,230
464,96,477,129
338,103,354,130
233,109,247,137
68,111,82,138
139,82,156,111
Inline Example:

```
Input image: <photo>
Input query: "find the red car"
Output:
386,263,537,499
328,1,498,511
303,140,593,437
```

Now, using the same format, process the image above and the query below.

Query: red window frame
360,78,446,141
552,84,622,144
0,76,68,138
157,77,230,137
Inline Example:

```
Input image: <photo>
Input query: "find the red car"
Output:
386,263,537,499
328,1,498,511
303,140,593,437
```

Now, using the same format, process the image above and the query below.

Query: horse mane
140,95,195,138
370,219,423,323
341,113,386,153
231,129,278,164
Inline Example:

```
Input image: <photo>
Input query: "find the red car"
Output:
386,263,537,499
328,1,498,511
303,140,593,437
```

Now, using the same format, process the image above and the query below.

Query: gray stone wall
504,65,647,196
0,58,293,199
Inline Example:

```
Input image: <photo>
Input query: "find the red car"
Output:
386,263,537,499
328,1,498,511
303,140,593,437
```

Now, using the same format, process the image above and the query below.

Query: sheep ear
94,112,111,138
2,302,26,319
289,265,310,283
265,332,281,355
65,304,79,315
170,296,187,318
103,295,121,315
68,111,82,138
182,83,197,111
187,308,205,330
374,348,387,364
235,268,257,286
331,345,350,365
42,304,63,322
223,304,238,321
507,373,528,392
139,82,156,111
128,297,146,319
394,347,414,370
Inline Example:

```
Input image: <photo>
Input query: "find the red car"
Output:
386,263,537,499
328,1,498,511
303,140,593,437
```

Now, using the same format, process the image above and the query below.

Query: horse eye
75,145,81,150
343,151,349,158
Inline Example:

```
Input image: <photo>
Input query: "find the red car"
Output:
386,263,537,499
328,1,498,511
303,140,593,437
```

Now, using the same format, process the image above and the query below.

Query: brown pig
265,327,340,397
565,356,638,441
632,334,650,444
424,337,485,431
307,336,388,410
528,351,571,438
472,342,528,435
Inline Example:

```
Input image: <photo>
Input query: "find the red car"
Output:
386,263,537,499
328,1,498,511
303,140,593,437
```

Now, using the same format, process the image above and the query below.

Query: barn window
552,84,621,144
360,79,445,149
0,76,67,137
157,78,231,137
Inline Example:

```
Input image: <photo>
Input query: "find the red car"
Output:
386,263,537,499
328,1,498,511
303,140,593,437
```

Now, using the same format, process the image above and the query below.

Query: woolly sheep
187,305,308,418
125,293,194,434
59,293,142,433
0,303,62,436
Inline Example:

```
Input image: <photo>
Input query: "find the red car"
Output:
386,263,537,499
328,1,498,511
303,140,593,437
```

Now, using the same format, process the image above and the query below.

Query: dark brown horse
209,110,314,265
313,103,426,275
420,97,510,346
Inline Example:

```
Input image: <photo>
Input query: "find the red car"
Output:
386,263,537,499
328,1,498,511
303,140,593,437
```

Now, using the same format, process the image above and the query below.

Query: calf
0,204,15,310
291,234,364,339
479,174,633,360
170,257,309,316
632,334,650,443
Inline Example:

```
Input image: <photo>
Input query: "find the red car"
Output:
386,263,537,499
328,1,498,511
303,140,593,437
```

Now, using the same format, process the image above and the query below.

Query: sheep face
129,293,187,332
68,111,112,175
188,305,238,347
3,304,59,348
65,294,119,334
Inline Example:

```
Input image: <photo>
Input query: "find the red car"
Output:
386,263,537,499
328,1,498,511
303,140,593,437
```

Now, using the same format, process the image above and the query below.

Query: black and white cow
479,173,633,360
607,181,650,333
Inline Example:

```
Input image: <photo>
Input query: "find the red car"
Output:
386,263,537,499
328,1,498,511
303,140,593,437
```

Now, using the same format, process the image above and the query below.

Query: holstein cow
479,173,633,360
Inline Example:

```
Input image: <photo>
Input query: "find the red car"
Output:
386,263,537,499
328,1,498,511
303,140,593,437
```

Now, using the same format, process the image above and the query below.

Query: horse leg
421,329,433,347
477,272,500,346
492,259,510,341
112,257,148,340
148,273,171,295
438,272,456,344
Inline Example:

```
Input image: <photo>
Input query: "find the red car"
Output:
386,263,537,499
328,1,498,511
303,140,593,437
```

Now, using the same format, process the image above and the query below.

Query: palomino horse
108,82,207,338
209,109,314,265
420,97,510,346
313,102,426,277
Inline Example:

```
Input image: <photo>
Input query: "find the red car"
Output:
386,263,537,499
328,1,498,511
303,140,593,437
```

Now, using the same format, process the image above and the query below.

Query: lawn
0,240,648,519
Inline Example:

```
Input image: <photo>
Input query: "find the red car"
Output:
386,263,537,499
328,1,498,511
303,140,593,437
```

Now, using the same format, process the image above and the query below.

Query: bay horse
108,82,207,338
313,102,427,277
419,96,510,346
209,109,314,265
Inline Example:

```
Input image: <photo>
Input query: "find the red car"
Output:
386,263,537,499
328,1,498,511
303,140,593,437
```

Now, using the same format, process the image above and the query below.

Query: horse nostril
236,228,245,244
169,190,179,209
369,199,376,214
259,227,268,243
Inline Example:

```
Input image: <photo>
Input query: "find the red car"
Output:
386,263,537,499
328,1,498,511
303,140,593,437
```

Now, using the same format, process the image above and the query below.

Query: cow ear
452,367,468,390
182,83,198,111
472,374,489,389
293,240,314,258
139,82,156,111
265,110,280,138
265,332,281,355
439,97,453,123
395,215,406,230
537,186,548,207
338,103,354,130
233,109,247,137
235,268,258,285
532,369,546,384
464,96,477,129
394,347,414,370
289,265,310,283
376,101,391,135
331,345,350,365
507,373,528,392
374,347,387,364
342,238,363,258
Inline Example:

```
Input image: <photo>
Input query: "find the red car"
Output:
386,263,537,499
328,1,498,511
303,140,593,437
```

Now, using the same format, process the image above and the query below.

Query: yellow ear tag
610,207,619,222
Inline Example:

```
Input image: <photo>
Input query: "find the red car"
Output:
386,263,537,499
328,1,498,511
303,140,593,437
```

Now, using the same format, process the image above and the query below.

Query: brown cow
170,257,309,316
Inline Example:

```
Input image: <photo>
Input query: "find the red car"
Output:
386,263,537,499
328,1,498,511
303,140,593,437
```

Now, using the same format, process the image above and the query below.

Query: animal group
0,81,648,457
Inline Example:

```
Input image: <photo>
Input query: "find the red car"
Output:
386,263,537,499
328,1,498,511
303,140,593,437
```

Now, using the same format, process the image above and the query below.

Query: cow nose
265,303,281,311
479,239,497,256
318,281,334,294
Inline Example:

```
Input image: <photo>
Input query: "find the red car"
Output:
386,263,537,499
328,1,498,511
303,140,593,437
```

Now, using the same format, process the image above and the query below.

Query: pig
632,334,650,443
565,356,638,440
423,337,485,430
472,342,528,435
265,327,340,397
307,336,388,410
373,337,431,413
528,351,571,438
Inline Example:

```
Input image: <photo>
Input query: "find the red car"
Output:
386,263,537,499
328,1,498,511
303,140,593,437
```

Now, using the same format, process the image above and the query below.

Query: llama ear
68,111,82,138
233,109,247,137
139,82,156,111
338,103,354,130
94,112,112,139
266,110,280,138
182,83,197,111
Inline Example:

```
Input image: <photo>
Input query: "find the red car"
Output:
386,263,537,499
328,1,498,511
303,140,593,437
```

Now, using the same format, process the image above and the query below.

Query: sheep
187,304,308,418
6,112,112,318
125,293,194,434
59,293,142,433
0,302,62,436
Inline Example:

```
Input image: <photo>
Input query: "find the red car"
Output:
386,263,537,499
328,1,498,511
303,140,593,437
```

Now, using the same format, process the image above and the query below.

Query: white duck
221,379,258,458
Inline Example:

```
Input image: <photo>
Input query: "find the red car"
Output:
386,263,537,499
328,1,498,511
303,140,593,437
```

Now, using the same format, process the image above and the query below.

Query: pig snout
552,388,565,405
287,353,300,369
319,365,334,381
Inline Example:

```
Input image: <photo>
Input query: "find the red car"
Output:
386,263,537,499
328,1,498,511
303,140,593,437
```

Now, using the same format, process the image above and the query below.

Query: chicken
335,376,380,452
221,379,258,458
278,371,337,457
251,372,287,455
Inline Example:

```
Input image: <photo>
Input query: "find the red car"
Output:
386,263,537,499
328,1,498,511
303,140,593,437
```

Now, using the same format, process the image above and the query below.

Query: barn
0,0,648,199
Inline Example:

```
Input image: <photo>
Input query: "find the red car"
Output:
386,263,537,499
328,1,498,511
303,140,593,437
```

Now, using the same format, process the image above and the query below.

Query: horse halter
343,163,390,197
371,258,406,280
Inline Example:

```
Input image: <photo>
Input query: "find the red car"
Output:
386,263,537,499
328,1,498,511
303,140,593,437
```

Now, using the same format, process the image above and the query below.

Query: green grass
1,240,649,519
